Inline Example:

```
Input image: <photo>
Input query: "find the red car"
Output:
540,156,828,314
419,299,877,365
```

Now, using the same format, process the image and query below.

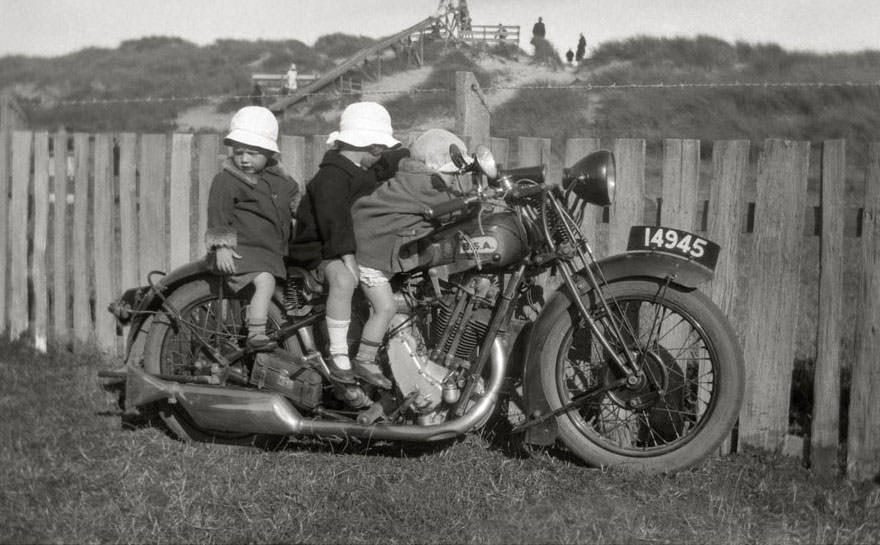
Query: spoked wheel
142,278,297,444
538,279,744,472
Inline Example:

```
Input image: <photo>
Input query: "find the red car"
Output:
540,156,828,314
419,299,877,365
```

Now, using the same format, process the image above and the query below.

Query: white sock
326,317,351,369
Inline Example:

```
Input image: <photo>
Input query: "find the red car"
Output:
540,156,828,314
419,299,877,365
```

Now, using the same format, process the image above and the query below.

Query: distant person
532,17,546,40
576,33,587,62
251,82,263,106
495,23,507,41
458,0,471,31
206,106,299,352
566,49,574,64
283,63,298,95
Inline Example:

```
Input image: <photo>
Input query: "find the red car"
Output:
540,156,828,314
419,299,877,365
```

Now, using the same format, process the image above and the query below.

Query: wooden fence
1,129,878,481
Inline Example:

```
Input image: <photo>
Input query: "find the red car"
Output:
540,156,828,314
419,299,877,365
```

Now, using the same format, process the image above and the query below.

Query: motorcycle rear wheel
142,277,297,444
538,279,744,473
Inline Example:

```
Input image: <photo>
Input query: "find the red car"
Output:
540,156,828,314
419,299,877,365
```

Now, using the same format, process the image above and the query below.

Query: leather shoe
246,335,277,353
327,355,356,384
353,359,392,389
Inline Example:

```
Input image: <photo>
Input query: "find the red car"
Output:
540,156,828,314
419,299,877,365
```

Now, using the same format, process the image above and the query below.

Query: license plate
627,226,720,271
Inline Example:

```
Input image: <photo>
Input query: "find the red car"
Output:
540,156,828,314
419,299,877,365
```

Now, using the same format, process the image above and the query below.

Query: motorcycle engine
386,315,454,414
385,274,496,422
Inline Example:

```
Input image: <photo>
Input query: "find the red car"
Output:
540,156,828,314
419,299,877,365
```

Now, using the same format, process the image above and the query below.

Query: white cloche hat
224,106,280,153
327,101,400,148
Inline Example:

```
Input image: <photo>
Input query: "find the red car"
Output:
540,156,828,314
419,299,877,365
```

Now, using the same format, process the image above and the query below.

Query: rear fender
519,251,713,445
114,259,293,366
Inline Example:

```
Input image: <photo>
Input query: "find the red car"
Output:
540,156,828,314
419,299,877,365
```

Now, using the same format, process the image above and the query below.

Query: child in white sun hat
205,106,299,352
289,101,408,387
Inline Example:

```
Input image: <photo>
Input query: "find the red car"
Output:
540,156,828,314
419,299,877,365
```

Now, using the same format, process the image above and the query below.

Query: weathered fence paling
1,130,878,482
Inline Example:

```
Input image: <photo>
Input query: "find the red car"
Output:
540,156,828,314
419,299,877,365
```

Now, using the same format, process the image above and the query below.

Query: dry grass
1,336,878,545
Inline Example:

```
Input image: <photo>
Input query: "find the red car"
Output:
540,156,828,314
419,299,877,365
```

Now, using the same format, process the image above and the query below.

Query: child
351,129,470,385
205,106,299,352
289,102,407,387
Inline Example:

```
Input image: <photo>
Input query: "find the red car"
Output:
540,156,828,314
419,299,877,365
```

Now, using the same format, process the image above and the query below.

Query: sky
1,0,878,58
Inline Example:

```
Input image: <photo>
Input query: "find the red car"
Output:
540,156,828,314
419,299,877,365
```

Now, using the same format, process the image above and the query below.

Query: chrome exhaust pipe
124,338,508,441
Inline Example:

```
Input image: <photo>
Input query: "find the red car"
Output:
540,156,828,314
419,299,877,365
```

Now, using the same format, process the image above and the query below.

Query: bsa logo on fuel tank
459,236,499,255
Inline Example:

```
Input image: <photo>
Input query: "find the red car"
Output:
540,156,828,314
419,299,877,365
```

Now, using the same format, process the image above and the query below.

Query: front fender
519,251,713,445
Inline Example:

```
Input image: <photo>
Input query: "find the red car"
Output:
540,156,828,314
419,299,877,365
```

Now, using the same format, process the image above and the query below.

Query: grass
1,337,879,544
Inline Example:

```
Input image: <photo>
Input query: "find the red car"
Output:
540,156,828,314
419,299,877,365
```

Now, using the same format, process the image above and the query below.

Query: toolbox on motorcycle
250,350,323,409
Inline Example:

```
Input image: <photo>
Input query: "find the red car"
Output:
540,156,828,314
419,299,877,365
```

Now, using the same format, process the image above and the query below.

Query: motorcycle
103,144,744,473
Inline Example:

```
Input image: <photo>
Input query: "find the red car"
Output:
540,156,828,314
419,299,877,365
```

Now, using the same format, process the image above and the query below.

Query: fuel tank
399,211,529,272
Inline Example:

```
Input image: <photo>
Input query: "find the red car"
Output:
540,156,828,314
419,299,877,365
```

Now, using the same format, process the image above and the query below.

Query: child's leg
323,259,358,371
356,280,396,364
246,272,277,351
352,267,394,389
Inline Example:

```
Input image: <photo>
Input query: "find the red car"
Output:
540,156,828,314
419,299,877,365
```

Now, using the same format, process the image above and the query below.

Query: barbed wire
46,80,880,107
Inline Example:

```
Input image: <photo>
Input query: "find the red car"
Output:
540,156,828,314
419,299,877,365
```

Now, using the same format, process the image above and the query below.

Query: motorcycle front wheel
142,277,298,444
538,279,744,473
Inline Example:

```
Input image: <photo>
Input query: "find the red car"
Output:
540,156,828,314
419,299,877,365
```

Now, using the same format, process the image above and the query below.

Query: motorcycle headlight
562,150,615,207
472,144,498,180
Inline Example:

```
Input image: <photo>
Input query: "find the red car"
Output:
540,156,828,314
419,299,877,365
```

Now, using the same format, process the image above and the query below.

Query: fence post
455,71,490,149
660,139,700,231
706,140,749,455
32,132,50,352
93,134,117,353
118,134,139,288
196,134,220,258
138,134,168,280
72,133,91,344
0,130,9,335
847,142,880,481
607,139,646,256
52,130,70,343
309,135,330,178
489,137,509,169
811,140,846,476
706,140,748,318
280,135,307,194
739,139,809,452
169,133,193,269
517,136,551,168
9,131,32,340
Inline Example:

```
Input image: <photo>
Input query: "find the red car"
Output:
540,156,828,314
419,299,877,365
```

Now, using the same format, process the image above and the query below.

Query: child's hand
214,247,241,274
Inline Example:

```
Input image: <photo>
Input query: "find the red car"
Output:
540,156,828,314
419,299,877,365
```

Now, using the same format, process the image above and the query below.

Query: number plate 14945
626,226,720,271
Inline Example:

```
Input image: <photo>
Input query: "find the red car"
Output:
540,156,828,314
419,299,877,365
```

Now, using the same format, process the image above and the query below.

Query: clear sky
1,0,878,58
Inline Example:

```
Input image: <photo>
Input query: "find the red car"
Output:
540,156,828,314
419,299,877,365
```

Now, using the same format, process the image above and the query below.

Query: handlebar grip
509,184,546,200
423,198,469,220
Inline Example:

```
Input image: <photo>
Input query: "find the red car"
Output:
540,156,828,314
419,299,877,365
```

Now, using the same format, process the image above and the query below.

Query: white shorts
359,265,392,287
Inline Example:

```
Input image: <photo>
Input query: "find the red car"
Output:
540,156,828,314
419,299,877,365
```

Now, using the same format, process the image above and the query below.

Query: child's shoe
246,334,278,353
352,359,392,389
327,353,356,384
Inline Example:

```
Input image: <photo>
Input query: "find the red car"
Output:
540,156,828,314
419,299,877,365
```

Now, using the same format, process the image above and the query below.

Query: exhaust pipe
124,339,507,441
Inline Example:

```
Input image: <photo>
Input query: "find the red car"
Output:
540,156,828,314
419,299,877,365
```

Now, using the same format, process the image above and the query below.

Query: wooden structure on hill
268,17,438,115
267,7,519,116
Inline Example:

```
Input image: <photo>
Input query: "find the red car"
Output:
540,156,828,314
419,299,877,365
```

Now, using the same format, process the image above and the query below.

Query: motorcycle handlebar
507,184,547,200
423,197,471,220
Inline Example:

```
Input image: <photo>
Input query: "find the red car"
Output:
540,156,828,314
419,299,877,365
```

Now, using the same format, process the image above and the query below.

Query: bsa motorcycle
103,145,744,473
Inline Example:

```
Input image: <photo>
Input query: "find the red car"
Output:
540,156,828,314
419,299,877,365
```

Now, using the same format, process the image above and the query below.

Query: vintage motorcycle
104,145,744,473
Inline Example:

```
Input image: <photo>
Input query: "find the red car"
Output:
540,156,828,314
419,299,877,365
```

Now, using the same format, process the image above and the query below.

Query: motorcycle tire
537,279,744,473
142,277,298,445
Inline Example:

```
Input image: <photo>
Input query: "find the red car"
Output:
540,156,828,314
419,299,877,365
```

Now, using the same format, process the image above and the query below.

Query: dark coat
288,149,383,268
352,158,456,273
205,159,299,279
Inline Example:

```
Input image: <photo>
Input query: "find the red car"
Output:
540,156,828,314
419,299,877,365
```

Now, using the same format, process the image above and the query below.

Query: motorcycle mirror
472,144,498,180
562,150,616,207
449,144,467,169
